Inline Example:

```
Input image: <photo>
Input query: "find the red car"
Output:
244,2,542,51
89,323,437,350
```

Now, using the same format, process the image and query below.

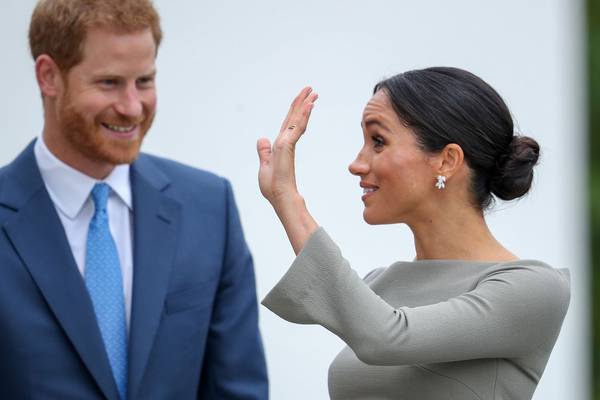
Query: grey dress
262,228,570,400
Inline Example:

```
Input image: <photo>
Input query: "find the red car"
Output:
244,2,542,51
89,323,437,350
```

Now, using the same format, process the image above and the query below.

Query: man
0,0,268,399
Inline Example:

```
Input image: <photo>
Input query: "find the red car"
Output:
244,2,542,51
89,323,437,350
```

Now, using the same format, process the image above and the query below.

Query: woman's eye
372,135,385,149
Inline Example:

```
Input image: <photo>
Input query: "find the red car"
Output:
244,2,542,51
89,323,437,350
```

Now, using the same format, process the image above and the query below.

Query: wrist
271,191,304,214
272,193,318,255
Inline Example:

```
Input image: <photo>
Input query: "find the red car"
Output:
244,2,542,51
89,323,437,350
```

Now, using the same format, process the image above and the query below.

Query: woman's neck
408,203,517,262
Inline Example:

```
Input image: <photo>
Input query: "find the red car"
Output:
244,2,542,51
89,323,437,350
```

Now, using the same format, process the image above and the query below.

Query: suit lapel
0,142,120,400
127,155,180,400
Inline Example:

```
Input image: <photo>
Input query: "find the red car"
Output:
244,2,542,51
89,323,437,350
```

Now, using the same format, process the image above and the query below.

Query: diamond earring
435,175,446,190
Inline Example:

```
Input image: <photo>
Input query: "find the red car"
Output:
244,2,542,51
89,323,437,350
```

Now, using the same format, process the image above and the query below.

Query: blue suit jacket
0,142,268,399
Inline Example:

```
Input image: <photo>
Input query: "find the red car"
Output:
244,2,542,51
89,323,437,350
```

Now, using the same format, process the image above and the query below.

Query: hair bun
490,136,540,201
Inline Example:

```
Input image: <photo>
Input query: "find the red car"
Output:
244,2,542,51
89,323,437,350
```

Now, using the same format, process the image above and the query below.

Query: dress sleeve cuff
261,226,342,324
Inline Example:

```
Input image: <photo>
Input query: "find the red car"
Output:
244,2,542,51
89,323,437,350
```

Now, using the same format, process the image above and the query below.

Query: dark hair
374,67,540,210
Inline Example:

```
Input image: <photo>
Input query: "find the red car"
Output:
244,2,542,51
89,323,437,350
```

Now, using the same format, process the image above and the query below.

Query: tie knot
91,183,110,213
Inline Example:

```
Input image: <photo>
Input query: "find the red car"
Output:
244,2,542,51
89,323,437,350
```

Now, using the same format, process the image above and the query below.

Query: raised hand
257,87,319,255
257,87,318,207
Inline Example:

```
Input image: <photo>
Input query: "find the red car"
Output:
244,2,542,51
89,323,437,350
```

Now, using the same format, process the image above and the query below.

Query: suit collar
0,140,44,211
0,139,135,215
34,136,132,219
127,154,181,400
130,153,171,192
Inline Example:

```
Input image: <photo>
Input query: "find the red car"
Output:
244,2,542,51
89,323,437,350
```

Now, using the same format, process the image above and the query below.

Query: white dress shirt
34,137,133,329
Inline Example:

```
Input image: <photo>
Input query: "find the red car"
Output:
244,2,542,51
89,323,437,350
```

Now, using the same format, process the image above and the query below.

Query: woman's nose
348,151,369,176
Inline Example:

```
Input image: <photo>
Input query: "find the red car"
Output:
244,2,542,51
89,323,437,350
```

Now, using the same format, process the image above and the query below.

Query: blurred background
590,0,599,398
1,0,592,398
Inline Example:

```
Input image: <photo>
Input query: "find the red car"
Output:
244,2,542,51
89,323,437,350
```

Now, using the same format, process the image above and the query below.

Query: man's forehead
82,27,156,49
83,28,156,61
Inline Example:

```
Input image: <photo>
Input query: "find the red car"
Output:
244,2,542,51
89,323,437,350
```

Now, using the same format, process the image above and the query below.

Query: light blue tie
85,183,128,400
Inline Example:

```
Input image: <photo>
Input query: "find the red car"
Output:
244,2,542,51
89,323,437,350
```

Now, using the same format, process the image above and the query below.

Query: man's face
54,28,157,174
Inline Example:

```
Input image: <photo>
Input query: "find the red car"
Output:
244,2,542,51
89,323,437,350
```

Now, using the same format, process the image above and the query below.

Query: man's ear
434,143,465,178
35,55,64,98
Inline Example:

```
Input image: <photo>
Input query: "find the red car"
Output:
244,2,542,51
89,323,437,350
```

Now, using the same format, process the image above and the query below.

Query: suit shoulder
137,152,228,192
0,163,10,184
0,162,18,200
0,166,7,184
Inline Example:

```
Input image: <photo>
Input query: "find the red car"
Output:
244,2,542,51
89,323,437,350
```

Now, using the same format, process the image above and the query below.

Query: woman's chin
363,211,384,225
363,210,403,225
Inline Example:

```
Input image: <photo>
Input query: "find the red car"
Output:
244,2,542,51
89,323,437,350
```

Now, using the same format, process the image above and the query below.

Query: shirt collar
34,136,133,220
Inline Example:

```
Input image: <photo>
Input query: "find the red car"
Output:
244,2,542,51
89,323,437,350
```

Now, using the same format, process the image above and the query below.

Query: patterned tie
85,183,128,400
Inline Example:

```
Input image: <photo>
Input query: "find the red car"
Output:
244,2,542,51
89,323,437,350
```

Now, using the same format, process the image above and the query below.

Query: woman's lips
360,183,379,201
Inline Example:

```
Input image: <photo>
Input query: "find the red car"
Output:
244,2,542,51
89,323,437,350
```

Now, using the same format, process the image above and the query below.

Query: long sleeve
261,227,570,366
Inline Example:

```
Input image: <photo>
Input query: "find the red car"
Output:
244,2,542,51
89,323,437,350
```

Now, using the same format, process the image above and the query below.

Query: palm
257,87,318,204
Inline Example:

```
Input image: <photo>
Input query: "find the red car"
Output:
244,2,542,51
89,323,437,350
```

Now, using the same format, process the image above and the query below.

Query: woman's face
349,90,438,225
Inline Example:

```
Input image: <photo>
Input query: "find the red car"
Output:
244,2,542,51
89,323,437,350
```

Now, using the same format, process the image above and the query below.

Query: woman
257,67,570,399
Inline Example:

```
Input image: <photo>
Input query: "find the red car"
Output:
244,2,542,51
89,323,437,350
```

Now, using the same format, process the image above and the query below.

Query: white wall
0,1,588,399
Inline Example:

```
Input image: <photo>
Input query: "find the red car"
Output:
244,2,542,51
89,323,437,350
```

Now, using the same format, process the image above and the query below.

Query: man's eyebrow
92,69,157,78
91,71,120,78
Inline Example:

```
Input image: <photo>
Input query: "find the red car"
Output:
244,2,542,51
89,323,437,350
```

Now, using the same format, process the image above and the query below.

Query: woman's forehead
362,91,400,127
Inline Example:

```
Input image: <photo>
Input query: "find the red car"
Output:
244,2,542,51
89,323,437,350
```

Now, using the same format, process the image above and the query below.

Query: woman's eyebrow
362,119,387,131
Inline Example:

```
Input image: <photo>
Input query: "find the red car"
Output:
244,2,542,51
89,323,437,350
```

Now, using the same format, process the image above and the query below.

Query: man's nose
114,84,143,119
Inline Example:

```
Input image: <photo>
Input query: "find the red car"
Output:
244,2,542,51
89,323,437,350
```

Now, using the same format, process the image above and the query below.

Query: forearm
272,193,318,255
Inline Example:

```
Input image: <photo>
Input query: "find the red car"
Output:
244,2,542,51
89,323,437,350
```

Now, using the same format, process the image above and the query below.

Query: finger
288,92,318,138
279,87,313,133
292,91,318,125
257,138,272,165
280,87,310,133
299,102,316,133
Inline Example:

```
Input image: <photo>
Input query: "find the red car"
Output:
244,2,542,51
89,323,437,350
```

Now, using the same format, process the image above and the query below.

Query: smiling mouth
101,122,137,133
361,186,379,201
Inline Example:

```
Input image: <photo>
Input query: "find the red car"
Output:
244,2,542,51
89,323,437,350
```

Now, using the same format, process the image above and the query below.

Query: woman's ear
436,143,465,178
35,55,63,98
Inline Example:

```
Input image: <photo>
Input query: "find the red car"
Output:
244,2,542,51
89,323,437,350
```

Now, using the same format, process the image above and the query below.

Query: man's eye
99,79,118,87
137,77,155,87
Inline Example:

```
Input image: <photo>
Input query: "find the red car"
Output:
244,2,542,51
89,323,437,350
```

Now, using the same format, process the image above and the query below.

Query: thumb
257,138,272,165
